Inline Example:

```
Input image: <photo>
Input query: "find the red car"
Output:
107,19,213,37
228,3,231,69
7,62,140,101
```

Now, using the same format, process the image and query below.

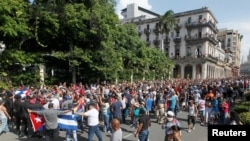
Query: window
146,37,149,41
147,24,150,30
171,32,174,37
155,23,159,28
176,31,180,37
188,17,192,23
199,15,203,21
187,47,191,56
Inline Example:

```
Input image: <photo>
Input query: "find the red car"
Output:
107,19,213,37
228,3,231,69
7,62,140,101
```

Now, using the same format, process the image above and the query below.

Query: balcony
174,36,181,43
153,39,160,45
185,20,219,33
144,28,151,35
146,41,151,46
153,28,160,34
174,24,182,31
164,37,170,44
138,31,143,36
185,34,218,45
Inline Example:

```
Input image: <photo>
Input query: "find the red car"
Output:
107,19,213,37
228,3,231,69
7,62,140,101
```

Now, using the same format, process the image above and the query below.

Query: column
181,65,185,79
202,63,207,79
192,64,196,80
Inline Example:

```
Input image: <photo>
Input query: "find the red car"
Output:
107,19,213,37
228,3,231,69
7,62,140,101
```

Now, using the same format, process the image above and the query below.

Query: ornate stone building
120,3,240,79
240,50,250,75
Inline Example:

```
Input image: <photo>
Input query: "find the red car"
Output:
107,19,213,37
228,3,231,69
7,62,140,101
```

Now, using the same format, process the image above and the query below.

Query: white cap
167,111,174,116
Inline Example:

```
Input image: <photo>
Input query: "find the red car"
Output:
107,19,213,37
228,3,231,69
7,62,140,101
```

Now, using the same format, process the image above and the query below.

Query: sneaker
188,129,191,133
130,124,134,128
192,126,195,130
200,123,204,126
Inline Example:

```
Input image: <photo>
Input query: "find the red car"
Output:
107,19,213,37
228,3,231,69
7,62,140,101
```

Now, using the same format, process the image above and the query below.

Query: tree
159,10,177,52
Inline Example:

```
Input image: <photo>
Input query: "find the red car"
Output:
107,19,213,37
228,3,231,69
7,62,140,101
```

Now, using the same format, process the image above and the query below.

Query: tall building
217,29,243,77
240,50,250,75
120,3,238,79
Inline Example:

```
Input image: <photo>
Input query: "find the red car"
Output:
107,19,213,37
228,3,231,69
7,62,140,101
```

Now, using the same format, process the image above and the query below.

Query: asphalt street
0,110,208,141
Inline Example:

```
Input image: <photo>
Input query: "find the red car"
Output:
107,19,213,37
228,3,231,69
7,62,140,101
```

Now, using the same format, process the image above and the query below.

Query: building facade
240,50,250,75
120,3,239,79
217,29,243,77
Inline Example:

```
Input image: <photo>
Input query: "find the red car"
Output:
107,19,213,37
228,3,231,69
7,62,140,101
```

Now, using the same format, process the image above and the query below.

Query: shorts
199,110,205,117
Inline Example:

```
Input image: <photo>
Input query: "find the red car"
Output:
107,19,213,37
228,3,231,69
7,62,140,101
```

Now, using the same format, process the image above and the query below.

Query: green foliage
233,104,250,114
239,112,250,125
241,101,250,107
245,93,250,101
0,0,174,85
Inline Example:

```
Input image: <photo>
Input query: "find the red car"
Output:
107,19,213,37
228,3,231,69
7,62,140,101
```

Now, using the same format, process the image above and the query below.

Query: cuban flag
58,111,78,130
15,89,31,98
29,112,46,132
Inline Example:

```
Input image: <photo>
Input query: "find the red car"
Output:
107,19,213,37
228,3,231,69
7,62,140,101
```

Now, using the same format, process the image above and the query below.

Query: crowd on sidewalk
0,76,249,141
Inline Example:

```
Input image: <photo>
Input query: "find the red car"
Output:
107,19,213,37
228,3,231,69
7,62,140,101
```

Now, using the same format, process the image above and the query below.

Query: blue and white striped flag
58,111,78,130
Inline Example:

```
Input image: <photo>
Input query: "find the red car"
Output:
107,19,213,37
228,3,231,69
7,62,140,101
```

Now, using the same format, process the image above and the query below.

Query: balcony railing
186,20,219,33
153,39,160,45
153,28,160,34
164,37,170,44
174,37,181,43
185,34,218,45
144,28,151,35
146,41,151,46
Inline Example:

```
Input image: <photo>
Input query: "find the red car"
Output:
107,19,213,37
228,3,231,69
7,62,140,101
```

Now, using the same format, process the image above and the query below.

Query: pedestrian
162,111,181,141
28,103,71,141
0,100,11,135
75,103,103,141
110,118,122,141
187,100,197,133
134,108,151,141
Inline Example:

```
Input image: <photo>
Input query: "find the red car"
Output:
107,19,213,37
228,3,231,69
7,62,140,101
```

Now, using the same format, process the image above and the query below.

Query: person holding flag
28,103,71,141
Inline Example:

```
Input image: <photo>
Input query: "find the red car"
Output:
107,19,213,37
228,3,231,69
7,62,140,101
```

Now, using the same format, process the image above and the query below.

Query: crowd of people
0,76,249,141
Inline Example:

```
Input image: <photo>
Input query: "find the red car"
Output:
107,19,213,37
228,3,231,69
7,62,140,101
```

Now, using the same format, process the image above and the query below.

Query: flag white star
35,116,42,123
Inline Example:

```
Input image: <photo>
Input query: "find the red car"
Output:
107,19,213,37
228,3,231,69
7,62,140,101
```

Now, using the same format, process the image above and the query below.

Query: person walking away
134,108,151,141
99,96,111,133
220,99,229,124
145,95,153,116
162,111,181,141
75,103,103,141
210,97,219,124
198,96,206,126
131,102,140,128
65,103,78,141
156,96,165,124
110,96,123,123
28,103,71,141
187,100,198,133
0,100,11,135
110,118,122,141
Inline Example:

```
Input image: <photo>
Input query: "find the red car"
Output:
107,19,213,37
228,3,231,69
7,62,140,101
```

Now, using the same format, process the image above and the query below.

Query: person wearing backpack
162,111,181,141
131,102,140,128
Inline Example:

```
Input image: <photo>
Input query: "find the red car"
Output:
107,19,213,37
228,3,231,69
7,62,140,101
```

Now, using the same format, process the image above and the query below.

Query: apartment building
217,29,243,77
120,3,237,79
240,50,250,75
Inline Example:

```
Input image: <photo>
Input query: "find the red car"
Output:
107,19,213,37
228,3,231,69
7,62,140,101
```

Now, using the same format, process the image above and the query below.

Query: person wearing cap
162,111,181,141
0,100,11,134
75,102,103,141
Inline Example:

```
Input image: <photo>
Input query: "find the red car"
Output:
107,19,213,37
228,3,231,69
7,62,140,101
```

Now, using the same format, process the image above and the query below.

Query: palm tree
159,10,177,52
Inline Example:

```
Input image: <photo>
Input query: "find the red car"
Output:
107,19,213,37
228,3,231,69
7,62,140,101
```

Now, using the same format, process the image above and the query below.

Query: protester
75,103,103,141
27,103,71,141
134,108,151,141
0,100,11,135
162,111,181,141
110,118,122,141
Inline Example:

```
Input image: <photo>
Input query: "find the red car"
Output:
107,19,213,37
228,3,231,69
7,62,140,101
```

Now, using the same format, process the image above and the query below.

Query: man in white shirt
76,103,102,141
198,97,206,126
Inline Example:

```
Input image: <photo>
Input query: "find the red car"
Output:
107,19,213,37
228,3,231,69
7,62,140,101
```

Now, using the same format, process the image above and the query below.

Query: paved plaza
0,110,207,141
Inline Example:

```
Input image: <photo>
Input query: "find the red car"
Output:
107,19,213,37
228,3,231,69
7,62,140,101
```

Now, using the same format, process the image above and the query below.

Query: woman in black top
134,108,151,141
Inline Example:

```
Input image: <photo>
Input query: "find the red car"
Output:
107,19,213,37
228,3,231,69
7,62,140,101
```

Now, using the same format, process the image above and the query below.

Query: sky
115,0,250,63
